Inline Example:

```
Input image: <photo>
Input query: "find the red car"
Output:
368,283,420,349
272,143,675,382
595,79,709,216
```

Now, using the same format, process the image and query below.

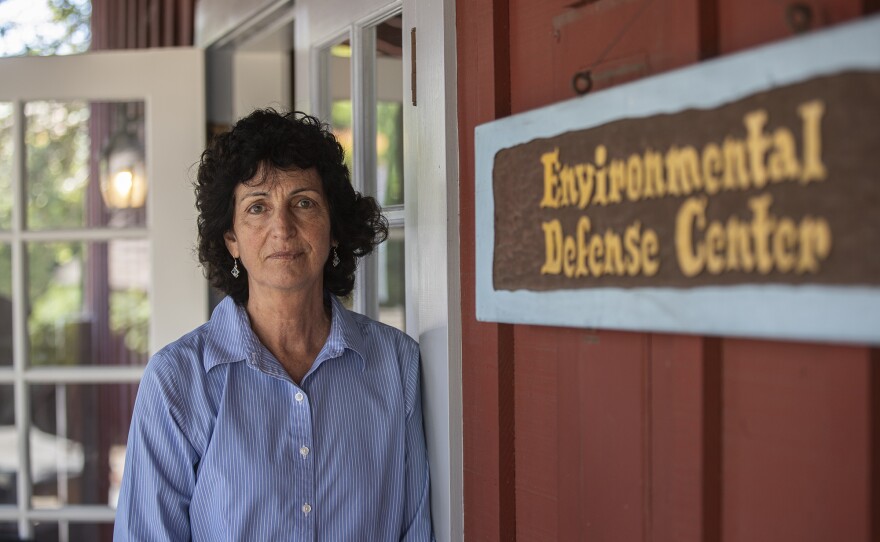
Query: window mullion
12,99,34,540
312,43,330,123
352,23,379,319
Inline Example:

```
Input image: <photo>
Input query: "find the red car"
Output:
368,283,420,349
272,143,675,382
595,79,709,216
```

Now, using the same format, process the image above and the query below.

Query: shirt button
300,445,310,458
302,503,312,515
295,392,304,402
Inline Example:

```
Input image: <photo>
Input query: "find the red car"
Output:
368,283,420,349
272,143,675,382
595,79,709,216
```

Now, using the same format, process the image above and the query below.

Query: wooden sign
475,16,880,344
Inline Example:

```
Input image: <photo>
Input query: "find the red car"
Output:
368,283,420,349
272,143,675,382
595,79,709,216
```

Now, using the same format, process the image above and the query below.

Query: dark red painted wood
714,5,874,540
514,325,560,540
505,0,705,539
576,330,650,540
718,0,862,53
458,0,878,540
871,349,880,542
509,0,703,113
649,335,712,542
458,0,514,539
721,340,870,541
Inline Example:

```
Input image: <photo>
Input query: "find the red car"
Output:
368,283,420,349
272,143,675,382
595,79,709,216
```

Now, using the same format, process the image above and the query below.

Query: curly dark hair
195,109,388,304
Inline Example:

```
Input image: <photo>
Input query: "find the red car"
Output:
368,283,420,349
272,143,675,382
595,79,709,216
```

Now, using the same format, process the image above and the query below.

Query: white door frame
0,48,207,538
0,49,208,352
294,1,463,540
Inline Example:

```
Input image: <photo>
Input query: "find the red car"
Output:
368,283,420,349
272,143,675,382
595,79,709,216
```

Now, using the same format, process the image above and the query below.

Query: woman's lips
267,250,302,260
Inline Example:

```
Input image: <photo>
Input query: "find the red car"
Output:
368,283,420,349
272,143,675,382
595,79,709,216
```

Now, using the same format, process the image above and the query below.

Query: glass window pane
27,240,150,366
0,524,18,539
0,384,15,505
374,15,404,207
0,243,11,366
30,382,138,509
0,0,91,58
30,522,115,542
25,101,89,230
378,227,405,331
25,101,146,230
0,103,12,230
324,39,353,175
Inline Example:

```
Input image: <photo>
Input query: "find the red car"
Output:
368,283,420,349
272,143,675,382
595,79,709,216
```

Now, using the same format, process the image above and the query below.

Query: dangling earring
231,258,240,278
332,246,340,268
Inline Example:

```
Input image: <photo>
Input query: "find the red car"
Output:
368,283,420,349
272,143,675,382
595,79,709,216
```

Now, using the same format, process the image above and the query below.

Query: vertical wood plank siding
458,0,878,540
458,0,508,538
91,0,194,51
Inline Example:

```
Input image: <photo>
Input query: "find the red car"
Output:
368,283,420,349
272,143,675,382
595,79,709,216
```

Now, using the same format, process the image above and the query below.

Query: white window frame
311,4,405,321
0,49,207,539
295,0,462,539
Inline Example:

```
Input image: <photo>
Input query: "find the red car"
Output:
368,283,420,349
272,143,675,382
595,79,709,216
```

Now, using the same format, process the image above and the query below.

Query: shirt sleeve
401,351,435,542
114,354,198,541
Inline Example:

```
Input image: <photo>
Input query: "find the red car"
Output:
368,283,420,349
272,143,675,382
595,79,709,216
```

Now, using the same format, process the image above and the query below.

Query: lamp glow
100,132,146,210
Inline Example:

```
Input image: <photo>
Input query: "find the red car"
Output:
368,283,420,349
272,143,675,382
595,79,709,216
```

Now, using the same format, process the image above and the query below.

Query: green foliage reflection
27,242,83,366
377,101,403,206
25,101,89,230
0,0,91,57
110,288,148,355
0,104,12,230
331,100,354,174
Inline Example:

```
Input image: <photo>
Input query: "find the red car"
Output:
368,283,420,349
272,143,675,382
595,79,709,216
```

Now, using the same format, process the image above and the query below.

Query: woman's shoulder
143,322,214,385
344,309,418,350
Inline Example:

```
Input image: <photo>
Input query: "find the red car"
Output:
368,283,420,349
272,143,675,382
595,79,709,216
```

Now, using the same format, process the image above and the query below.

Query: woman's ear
224,230,238,258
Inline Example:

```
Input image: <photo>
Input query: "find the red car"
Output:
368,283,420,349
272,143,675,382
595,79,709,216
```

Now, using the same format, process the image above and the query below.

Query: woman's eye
296,199,315,209
247,204,265,214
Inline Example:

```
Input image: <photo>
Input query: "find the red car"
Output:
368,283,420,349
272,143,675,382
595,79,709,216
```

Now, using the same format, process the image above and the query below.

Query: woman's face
224,166,333,302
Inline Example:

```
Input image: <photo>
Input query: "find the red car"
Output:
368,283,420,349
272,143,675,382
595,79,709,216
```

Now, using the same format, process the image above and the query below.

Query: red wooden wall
457,0,880,540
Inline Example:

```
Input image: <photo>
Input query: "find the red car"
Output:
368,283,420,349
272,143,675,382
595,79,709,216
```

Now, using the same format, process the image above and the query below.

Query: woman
114,110,433,541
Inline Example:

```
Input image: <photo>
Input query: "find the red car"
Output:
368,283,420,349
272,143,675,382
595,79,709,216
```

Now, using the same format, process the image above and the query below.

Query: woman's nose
270,209,297,237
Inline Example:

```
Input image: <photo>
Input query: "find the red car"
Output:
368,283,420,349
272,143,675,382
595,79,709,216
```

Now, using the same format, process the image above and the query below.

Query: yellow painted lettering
609,159,626,204
675,197,707,277
722,137,751,191
705,222,726,275
603,229,626,276
576,216,591,277
593,145,609,206
540,149,561,208
767,128,801,182
666,145,702,195
744,109,772,189
798,100,827,183
588,235,604,277
641,228,660,276
748,194,776,275
624,221,642,276
563,235,577,278
773,218,797,273
559,165,577,207
701,143,722,195
796,216,832,273
626,154,644,202
725,217,755,273
540,219,563,274
575,163,595,209
643,150,666,199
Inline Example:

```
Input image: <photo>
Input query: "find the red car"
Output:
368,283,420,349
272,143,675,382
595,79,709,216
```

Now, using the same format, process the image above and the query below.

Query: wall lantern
100,128,146,209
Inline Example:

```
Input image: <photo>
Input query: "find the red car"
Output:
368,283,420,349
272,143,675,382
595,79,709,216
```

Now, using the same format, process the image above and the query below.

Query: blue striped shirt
114,295,433,541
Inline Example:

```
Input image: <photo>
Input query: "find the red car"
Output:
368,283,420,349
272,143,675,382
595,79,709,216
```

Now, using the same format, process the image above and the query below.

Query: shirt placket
292,386,316,541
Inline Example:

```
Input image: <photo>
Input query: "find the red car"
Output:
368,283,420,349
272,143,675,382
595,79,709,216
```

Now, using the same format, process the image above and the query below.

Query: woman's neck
245,287,331,384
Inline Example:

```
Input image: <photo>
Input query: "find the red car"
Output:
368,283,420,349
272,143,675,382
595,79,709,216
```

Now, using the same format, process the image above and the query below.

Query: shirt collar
203,293,367,373
315,294,367,372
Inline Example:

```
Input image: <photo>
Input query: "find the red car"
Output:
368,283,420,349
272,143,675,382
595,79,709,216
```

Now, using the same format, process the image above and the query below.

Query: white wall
233,51,291,119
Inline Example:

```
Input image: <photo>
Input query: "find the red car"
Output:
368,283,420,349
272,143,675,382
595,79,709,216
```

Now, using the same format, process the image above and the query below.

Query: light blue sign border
475,16,880,344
